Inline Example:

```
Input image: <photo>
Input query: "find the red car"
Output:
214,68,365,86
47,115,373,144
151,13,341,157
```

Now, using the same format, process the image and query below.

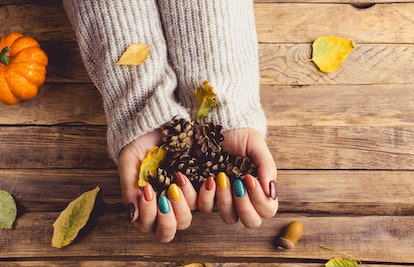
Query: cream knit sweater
63,0,266,163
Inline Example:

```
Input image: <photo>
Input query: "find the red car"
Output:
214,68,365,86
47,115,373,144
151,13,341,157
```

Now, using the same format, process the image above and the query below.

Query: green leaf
52,186,100,248
0,189,17,229
312,36,355,73
194,81,218,123
325,257,358,267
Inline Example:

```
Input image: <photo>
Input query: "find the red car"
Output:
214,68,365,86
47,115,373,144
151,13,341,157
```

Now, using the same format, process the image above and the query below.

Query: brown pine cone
193,122,224,155
148,168,174,197
162,118,194,153
167,153,199,180
226,154,257,181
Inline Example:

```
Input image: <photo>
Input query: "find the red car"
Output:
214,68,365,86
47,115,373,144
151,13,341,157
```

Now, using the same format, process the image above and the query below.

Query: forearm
63,0,190,162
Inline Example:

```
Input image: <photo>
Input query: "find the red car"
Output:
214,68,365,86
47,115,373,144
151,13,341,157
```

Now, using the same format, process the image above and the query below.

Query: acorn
276,221,304,249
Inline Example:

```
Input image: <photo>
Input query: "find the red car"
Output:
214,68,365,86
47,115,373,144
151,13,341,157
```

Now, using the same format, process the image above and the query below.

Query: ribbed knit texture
158,0,267,136
63,0,190,163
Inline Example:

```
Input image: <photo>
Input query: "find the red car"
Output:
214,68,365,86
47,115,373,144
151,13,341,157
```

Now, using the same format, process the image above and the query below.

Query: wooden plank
255,3,414,43
259,43,414,85
3,84,414,127
1,125,413,170
1,212,413,263
1,169,413,216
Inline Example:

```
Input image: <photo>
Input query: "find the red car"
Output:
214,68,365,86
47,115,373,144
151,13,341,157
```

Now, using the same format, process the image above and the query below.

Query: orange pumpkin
0,32,48,105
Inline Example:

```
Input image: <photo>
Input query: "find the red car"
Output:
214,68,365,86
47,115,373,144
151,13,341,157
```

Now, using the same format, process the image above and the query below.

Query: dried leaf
138,146,167,187
52,186,100,248
194,81,218,123
312,36,355,72
117,43,149,65
325,257,358,267
0,189,17,229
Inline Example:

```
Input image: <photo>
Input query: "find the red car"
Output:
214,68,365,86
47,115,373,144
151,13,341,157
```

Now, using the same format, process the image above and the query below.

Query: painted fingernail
143,184,154,201
176,171,187,187
245,174,256,190
168,183,181,201
158,195,171,214
205,176,215,191
217,172,229,189
269,180,277,200
234,179,246,197
127,203,135,222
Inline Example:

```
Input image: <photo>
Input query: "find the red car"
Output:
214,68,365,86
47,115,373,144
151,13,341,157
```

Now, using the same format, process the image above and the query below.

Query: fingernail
245,174,256,190
143,184,154,201
127,203,135,222
168,183,181,201
217,172,229,189
205,176,215,191
269,180,277,200
176,171,187,187
234,179,246,197
158,195,171,214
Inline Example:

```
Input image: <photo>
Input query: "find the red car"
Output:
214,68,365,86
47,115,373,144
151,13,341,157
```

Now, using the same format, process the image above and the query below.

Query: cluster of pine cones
148,117,257,196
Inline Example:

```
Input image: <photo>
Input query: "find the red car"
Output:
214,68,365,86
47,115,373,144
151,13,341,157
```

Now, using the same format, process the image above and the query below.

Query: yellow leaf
194,81,218,123
52,186,100,248
312,36,355,72
117,43,149,65
325,257,358,267
0,189,17,229
138,146,167,187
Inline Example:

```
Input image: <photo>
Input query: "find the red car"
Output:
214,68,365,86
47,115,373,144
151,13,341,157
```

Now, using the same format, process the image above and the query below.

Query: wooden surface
1,1,413,266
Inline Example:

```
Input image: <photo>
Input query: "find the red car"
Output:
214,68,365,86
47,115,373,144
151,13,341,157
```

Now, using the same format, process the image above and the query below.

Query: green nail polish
158,195,170,214
235,179,246,197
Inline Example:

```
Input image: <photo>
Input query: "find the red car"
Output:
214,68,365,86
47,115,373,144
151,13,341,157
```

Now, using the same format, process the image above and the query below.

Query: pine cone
199,150,228,179
167,153,199,180
193,122,224,155
162,118,194,153
226,154,257,181
148,168,174,197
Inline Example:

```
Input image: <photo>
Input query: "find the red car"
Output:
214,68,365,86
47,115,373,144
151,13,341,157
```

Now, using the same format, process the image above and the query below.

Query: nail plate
176,171,187,187
158,195,171,214
127,203,135,222
143,184,154,201
244,174,256,190
217,172,229,189
205,176,215,191
234,179,246,197
168,183,181,201
269,180,277,200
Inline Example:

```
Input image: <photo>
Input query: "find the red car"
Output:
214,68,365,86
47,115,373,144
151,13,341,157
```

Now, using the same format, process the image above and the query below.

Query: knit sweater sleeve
63,0,190,163
158,0,267,136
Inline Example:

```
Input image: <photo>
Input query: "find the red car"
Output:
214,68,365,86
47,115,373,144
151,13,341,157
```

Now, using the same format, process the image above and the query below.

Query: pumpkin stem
0,46,10,66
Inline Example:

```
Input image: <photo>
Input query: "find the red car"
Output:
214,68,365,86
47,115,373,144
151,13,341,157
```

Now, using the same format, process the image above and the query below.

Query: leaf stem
0,46,10,66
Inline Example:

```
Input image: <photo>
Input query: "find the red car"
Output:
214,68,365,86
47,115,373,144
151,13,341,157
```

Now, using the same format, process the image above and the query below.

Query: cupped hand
197,128,278,228
118,129,196,243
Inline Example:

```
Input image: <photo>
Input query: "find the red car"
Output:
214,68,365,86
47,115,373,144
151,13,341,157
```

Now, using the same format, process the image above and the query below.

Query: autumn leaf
325,257,358,267
194,81,218,123
52,186,100,248
0,189,17,229
312,36,355,72
117,43,149,65
138,146,167,187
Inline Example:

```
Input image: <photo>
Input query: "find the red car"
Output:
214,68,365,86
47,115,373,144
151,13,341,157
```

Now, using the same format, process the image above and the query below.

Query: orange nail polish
143,184,154,201
176,171,187,187
245,174,256,190
205,176,215,191
217,172,229,189
168,183,181,201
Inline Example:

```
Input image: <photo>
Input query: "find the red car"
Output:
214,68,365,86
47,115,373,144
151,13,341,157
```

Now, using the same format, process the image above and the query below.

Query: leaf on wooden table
0,189,17,229
194,80,218,123
312,36,355,72
325,257,358,267
52,186,100,248
138,146,167,187
117,43,149,65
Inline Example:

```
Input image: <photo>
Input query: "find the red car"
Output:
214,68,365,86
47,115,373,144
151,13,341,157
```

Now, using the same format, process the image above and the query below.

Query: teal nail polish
158,195,171,214
234,179,246,197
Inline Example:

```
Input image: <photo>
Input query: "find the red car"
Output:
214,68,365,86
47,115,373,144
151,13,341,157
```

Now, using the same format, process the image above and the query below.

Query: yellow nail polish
168,183,181,201
217,172,229,189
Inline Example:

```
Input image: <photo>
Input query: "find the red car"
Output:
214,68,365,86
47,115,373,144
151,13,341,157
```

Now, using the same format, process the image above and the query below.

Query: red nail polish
143,184,154,201
269,180,277,200
176,171,187,187
205,176,215,191
245,174,256,190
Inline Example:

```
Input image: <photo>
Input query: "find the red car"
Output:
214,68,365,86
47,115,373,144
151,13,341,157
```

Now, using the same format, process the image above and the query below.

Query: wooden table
1,1,413,266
